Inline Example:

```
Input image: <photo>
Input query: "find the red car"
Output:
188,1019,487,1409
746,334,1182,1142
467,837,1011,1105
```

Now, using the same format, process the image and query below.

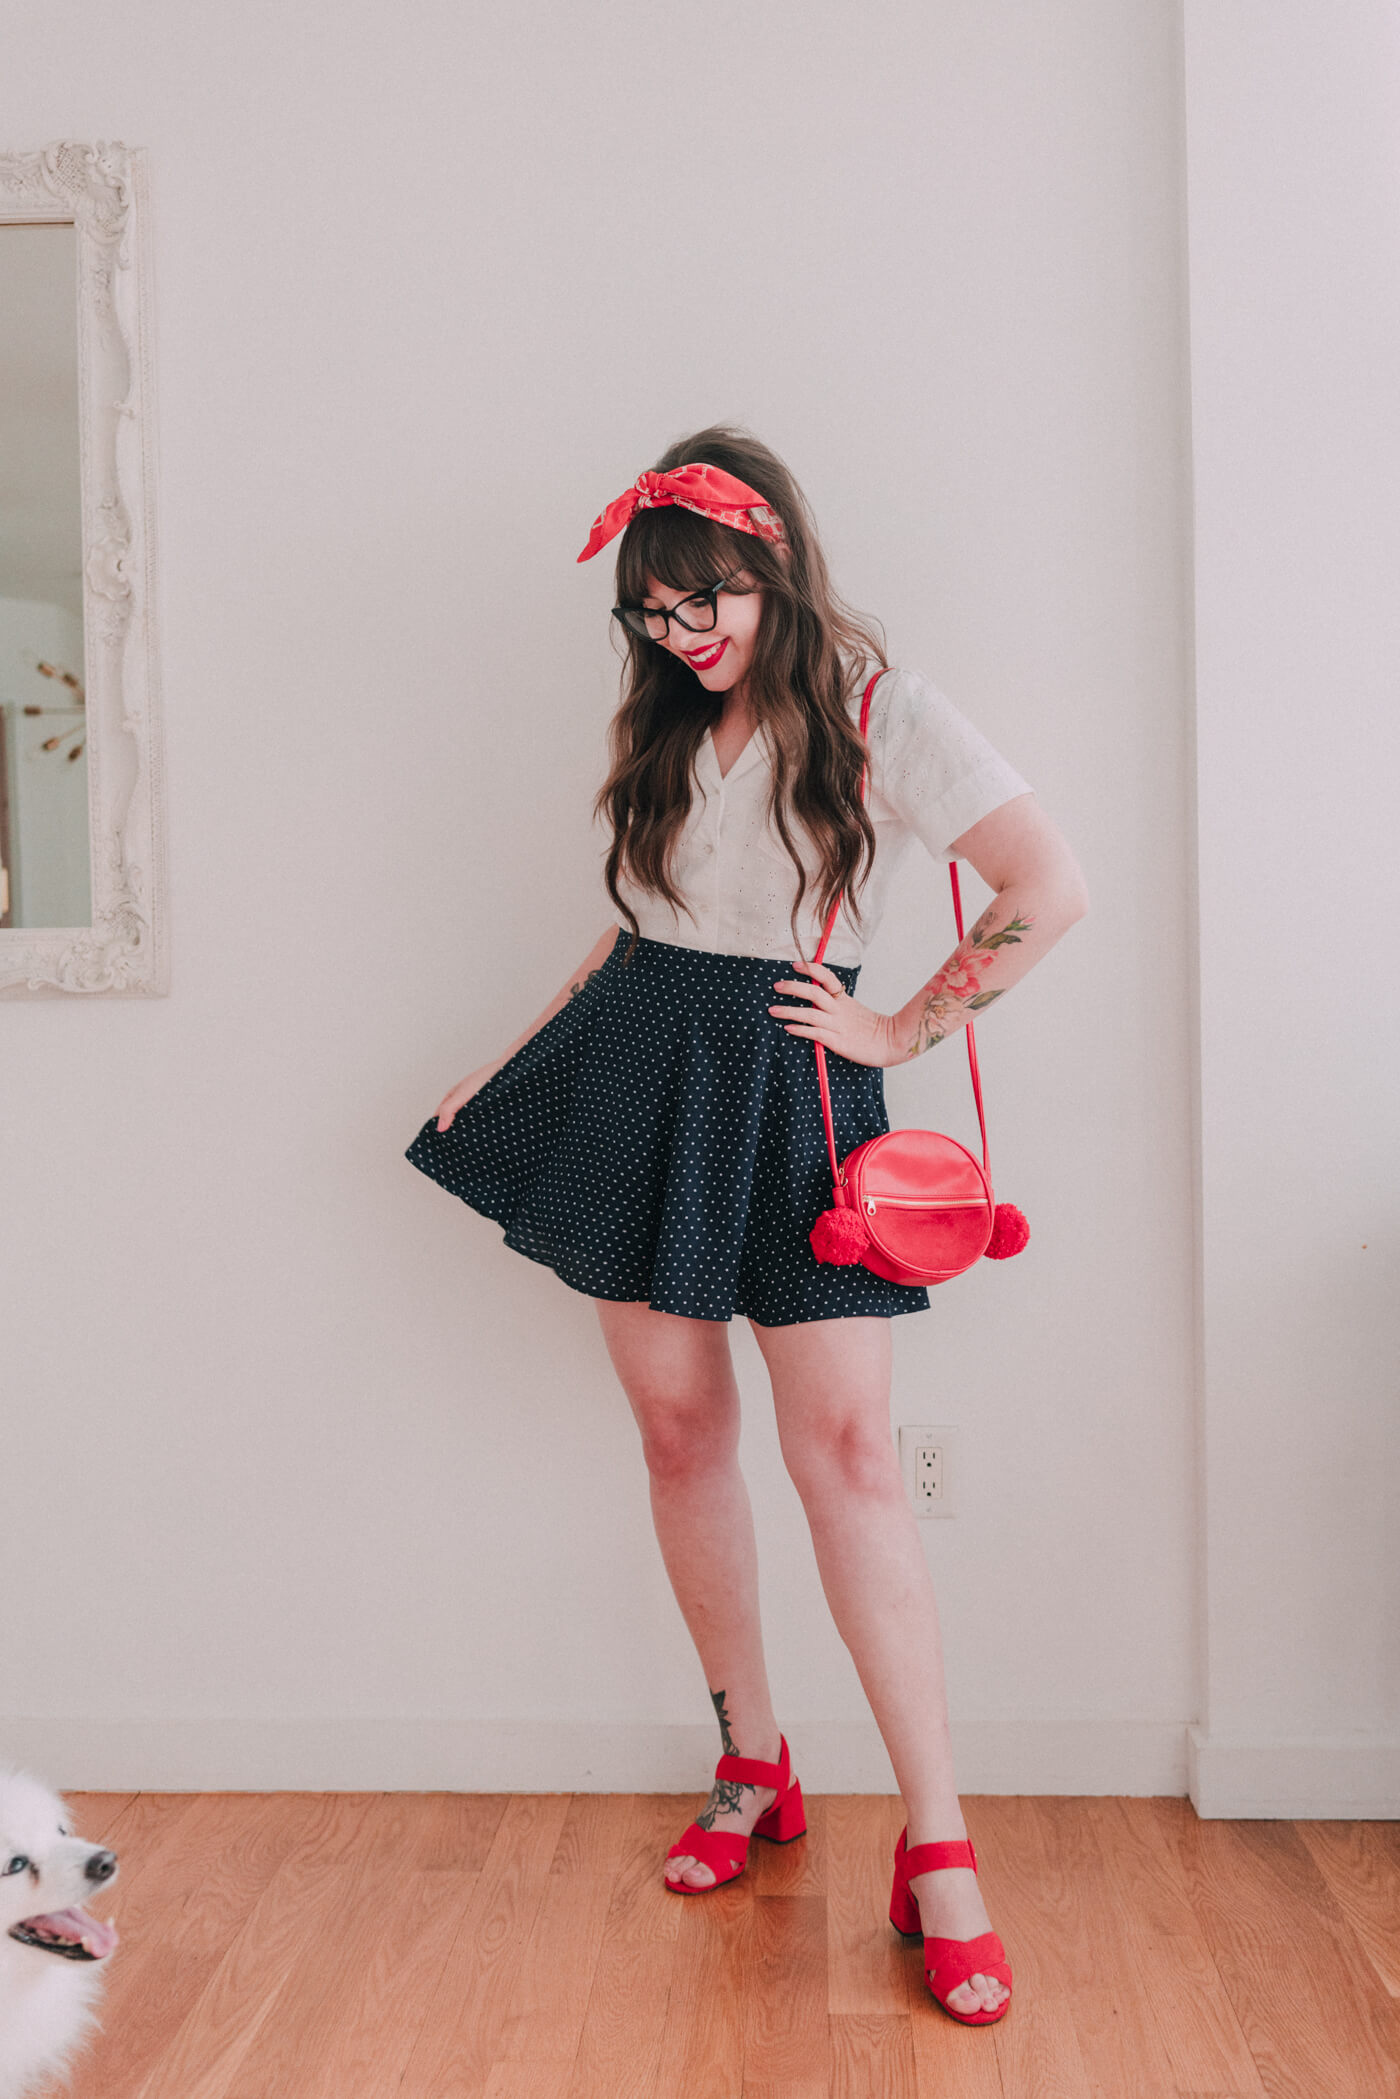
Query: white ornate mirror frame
0,141,167,996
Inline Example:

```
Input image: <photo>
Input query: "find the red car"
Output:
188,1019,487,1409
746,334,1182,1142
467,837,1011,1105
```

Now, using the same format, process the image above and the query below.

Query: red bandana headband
576,461,786,563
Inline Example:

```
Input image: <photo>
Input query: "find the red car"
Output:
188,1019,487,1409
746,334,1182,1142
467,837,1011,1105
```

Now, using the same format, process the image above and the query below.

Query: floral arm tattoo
901,901,1037,1058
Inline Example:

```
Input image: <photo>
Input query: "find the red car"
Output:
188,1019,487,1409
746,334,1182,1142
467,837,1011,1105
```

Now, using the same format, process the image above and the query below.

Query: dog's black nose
84,1848,117,1883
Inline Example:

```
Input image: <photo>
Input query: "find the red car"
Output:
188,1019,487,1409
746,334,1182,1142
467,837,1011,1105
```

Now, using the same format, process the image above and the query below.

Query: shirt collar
696,719,770,791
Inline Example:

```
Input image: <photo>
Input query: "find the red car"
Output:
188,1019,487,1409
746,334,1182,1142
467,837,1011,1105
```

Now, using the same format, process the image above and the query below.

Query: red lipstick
685,637,730,671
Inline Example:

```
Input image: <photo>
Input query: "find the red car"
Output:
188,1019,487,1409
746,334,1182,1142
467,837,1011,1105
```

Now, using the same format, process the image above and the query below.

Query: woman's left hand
767,959,900,1069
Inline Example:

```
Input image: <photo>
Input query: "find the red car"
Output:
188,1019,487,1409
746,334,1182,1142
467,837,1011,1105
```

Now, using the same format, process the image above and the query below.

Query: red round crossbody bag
807,670,1029,1286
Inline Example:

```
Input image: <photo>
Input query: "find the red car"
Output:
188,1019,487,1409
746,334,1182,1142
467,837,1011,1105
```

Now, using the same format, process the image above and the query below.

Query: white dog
0,1766,119,2099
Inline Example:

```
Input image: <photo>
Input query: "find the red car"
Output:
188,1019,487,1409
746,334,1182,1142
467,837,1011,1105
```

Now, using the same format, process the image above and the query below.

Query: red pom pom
810,1203,870,1265
984,1202,1030,1260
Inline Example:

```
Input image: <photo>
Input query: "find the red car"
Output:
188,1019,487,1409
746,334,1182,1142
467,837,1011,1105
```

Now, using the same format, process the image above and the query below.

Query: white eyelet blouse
606,666,1033,967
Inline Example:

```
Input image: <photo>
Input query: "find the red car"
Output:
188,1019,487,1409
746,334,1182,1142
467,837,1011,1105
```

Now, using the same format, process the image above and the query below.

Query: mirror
0,222,92,929
0,142,167,997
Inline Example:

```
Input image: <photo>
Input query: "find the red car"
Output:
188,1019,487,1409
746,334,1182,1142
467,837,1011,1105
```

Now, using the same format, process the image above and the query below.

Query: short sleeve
867,667,1032,861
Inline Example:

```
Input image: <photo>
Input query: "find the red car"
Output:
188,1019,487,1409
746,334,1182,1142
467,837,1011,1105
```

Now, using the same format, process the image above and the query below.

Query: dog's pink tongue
30,1906,118,1958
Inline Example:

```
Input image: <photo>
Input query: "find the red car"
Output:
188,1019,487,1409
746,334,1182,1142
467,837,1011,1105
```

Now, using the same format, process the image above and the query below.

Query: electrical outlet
898,1423,959,1518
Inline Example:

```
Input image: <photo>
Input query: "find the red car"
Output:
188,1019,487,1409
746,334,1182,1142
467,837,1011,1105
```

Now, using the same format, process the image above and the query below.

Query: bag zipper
863,1194,987,1213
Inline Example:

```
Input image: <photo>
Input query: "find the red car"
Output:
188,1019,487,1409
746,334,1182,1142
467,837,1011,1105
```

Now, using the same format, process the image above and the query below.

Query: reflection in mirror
0,222,90,928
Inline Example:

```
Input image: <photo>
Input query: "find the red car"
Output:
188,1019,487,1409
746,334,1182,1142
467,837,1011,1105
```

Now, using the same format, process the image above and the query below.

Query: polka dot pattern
405,930,932,1327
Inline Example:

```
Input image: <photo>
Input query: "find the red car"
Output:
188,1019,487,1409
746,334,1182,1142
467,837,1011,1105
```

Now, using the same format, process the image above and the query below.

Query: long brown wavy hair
592,425,889,963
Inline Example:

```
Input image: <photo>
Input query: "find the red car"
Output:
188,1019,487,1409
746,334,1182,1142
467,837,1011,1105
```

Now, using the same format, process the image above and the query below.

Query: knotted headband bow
576,461,786,563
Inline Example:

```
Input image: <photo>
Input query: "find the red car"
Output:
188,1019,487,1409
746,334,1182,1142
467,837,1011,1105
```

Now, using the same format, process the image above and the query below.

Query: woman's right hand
435,1061,501,1131
430,927,619,1134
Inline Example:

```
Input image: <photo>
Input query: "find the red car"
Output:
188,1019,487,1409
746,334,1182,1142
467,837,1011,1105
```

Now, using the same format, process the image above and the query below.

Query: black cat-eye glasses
611,583,736,643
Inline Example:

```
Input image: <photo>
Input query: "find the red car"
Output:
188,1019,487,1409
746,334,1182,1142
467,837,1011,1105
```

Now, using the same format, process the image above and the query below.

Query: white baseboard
1187,1725,1400,1818
2,1715,1187,1797
7,1721,1395,1817
11,1717,1395,1813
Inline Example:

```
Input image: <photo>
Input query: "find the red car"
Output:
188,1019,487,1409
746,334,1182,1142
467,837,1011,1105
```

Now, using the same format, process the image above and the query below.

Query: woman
406,427,1088,2024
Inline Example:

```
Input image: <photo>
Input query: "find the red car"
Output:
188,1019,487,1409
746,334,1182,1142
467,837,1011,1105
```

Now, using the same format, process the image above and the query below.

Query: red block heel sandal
664,1733,807,1892
889,1827,1014,2024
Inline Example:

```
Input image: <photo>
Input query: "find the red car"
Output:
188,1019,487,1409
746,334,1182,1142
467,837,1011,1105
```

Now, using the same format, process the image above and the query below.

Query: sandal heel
754,1774,806,1843
889,1869,923,1936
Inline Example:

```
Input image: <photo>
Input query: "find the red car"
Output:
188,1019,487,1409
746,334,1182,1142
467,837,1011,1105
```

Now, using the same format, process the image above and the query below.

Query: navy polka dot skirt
404,929,932,1327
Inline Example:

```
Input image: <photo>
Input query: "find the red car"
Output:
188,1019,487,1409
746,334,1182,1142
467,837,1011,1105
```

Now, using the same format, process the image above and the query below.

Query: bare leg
593,1298,783,1887
749,1313,1009,2018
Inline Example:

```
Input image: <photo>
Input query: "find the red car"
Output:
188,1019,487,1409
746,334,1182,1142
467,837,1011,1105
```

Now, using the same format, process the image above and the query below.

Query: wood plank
403,1790,512,1873
397,1792,575,2099
826,2013,916,2099
67,1793,330,2099
61,1790,142,1842
131,1794,387,2099
221,1785,499,2097
493,1791,634,2067
1091,1797,1266,2096
826,1796,907,2017
1155,1804,1400,2099
135,1853,359,2099
984,1992,1090,2098
566,1794,687,2099
484,2068,577,2099
743,1894,828,2087
280,1866,481,2099
1036,1796,1186,2094
1296,1820,1400,1998
652,1853,755,2099
756,1782,823,1899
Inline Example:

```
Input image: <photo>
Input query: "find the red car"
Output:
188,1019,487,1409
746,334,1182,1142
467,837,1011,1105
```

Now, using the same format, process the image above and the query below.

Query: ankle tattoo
696,1778,753,1829
709,1687,738,1757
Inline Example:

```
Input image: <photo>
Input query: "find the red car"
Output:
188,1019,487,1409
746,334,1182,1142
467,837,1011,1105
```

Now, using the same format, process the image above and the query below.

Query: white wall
1182,1,1400,1814
0,1,1211,1799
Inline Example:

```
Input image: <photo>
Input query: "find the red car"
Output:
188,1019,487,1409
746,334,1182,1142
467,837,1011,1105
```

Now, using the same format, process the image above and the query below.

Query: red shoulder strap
810,669,991,1191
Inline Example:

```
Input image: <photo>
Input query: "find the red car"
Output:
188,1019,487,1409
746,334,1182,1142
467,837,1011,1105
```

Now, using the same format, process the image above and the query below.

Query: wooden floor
56,1789,1400,2099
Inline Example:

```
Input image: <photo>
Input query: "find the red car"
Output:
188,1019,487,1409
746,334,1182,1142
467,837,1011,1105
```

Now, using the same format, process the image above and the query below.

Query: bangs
614,505,753,606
